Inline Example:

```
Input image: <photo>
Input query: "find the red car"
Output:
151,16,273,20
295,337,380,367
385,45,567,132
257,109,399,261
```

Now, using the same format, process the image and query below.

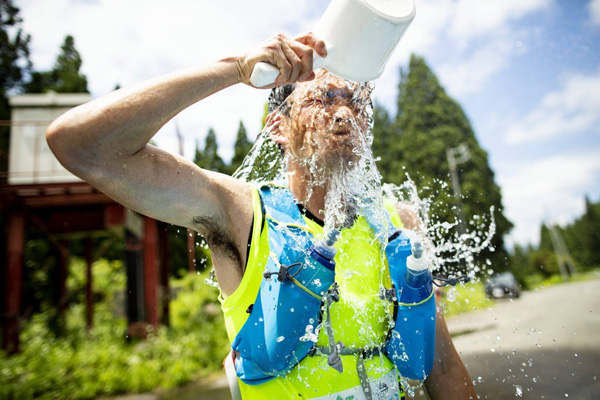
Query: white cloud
410,0,548,98
499,150,600,246
505,69,600,144
16,0,323,161
448,0,552,46
591,0,600,25
437,35,521,96
15,0,553,159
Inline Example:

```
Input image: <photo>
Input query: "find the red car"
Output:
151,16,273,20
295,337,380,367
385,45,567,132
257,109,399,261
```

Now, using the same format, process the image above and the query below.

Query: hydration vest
230,184,436,387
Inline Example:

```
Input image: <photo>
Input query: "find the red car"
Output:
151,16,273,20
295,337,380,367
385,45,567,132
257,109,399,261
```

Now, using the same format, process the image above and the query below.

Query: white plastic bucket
251,0,416,87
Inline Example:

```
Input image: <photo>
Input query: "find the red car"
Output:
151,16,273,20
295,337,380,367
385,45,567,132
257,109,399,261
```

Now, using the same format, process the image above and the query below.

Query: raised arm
47,60,245,230
46,32,326,295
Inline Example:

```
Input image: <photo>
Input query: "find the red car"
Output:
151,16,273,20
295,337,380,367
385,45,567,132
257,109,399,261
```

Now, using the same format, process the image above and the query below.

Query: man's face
280,72,372,168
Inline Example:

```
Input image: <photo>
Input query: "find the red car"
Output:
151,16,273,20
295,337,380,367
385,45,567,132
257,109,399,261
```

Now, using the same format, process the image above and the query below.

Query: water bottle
385,240,436,380
401,242,433,303
296,229,339,296
233,229,339,383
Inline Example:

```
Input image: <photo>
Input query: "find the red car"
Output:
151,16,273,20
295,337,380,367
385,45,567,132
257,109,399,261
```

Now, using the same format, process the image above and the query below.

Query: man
47,32,476,399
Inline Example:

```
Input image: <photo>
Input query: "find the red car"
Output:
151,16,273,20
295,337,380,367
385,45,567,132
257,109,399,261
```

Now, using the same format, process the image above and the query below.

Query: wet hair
267,84,295,155
268,84,296,116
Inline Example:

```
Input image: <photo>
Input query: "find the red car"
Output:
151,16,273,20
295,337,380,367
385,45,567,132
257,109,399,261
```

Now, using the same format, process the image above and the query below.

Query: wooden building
1,92,170,354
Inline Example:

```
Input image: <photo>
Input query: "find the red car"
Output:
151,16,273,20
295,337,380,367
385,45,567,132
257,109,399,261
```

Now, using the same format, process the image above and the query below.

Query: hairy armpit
193,216,242,270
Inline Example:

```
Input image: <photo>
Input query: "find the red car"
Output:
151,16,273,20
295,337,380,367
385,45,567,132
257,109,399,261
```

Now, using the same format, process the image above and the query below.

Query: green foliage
508,197,600,289
372,55,512,273
567,197,600,268
194,128,226,173
0,0,32,180
0,0,31,104
25,35,88,93
440,281,495,317
371,102,400,178
229,121,253,175
0,270,228,400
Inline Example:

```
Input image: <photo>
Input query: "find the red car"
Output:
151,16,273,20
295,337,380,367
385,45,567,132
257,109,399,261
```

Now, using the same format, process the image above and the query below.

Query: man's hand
395,202,422,231
235,32,327,88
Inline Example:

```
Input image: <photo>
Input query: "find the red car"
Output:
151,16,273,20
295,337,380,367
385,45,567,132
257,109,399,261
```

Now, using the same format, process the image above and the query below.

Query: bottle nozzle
412,241,423,259
325,228,340,248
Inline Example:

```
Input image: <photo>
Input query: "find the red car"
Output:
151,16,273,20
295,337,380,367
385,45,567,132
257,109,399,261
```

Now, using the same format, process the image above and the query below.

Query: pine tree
194,128,226,173
0,0,31,178
229,121,252,175
26,35,88,93
372,102,401,181
581,197,600,267
392,54,513,271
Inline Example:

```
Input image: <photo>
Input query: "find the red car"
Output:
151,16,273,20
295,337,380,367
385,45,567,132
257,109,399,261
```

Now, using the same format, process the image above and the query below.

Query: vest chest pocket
231,220,336,384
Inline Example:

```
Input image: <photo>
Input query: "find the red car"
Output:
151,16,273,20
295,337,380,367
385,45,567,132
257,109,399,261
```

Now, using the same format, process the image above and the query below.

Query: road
155,276,600,400
444,276,600,399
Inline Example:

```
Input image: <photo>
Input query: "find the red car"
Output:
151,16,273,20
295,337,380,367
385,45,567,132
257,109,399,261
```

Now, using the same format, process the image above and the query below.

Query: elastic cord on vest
323,283,344,373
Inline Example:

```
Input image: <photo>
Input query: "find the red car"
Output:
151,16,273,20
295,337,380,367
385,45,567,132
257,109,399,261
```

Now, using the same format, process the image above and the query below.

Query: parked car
485,272,521,299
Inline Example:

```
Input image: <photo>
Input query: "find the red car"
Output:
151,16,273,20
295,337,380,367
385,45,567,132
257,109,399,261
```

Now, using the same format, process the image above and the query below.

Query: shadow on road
465,347,600,399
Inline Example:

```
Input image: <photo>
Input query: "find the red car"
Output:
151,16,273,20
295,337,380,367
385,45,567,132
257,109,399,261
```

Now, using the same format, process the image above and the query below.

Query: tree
26,35,88,93
561,196,600,269
229,121,253,175
386,55,512,272
372,102,401,180
194,128,226,173
0,0,31,176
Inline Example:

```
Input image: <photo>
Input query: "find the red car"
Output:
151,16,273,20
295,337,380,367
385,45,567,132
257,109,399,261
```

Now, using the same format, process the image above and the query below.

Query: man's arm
424,298,477,399
46,33,326,296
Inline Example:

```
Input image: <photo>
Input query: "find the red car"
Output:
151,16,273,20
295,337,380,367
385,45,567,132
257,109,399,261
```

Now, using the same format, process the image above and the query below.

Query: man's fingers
240,32,327,88
288,40,314,82
273,43,293,83
280,41,303,83
295,31,327,58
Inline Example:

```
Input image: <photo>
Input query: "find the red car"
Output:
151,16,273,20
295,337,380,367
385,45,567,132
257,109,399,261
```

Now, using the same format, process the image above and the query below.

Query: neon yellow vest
220,187,404,399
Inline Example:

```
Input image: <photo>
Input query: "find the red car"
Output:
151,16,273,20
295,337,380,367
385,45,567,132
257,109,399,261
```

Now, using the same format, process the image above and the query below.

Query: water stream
210,72,497,397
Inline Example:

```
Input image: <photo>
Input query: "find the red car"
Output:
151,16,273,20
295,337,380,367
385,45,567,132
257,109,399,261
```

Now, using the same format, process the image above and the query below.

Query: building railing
0,120,81,185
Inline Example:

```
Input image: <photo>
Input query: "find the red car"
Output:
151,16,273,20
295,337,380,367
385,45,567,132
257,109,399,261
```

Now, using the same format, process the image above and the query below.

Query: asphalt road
445,275,600,399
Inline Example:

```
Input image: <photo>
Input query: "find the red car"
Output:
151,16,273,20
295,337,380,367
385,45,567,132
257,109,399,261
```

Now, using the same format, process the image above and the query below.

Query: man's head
266,70,373,170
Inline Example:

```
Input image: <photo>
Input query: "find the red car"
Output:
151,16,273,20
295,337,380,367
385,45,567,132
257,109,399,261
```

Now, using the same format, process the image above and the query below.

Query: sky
15,0,600,248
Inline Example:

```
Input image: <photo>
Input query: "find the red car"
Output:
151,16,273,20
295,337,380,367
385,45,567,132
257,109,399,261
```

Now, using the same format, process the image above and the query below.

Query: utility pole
175,120,196,274
446,143,470,234
548,224,577,280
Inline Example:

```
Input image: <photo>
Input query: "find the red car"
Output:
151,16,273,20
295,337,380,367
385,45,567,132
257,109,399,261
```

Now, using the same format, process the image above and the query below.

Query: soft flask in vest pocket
384,232,436,380
231,222,337,385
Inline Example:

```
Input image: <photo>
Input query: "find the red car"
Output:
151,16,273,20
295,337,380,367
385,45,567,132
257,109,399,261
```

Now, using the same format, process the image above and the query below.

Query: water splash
211,72,497,395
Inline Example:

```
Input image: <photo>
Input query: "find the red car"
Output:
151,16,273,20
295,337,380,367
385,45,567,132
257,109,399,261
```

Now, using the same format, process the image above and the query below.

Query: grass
439,281,495,318
524,269,600,291
0,271,229,400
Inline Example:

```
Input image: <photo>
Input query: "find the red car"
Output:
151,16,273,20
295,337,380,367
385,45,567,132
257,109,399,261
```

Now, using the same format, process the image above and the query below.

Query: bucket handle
250,52,328,88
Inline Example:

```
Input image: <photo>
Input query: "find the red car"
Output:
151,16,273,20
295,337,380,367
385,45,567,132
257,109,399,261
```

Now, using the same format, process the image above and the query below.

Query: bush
439,281,495,317
0,269,228,400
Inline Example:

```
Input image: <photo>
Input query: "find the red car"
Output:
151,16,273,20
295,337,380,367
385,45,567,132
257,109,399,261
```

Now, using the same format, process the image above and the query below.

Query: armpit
193,215,242,270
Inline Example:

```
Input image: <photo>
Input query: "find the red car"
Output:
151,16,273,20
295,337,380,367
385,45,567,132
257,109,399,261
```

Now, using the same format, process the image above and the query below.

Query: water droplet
515,385,523,397
290,308,295,312
496,335,501,340
277,336,285,342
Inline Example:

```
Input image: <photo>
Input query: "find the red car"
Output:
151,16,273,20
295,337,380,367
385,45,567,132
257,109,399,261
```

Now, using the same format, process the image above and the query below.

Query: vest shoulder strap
259,184,307,228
